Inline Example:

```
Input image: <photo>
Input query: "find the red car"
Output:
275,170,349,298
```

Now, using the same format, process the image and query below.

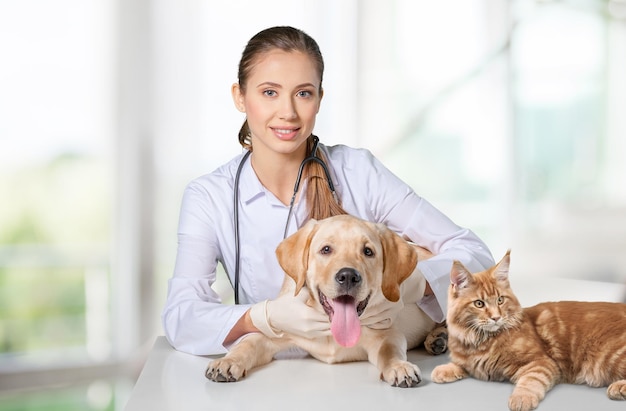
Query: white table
124,278,626,411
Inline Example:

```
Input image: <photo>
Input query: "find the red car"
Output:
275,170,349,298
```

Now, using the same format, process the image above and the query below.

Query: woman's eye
474,300,485,308
363,247,374,257
320,245,332,255
297,90,312,98
263,90,277,97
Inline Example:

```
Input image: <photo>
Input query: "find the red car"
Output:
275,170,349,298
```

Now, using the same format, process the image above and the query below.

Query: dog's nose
335,268,361,290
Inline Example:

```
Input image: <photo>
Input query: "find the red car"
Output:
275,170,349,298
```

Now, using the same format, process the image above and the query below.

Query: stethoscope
232,135,337,304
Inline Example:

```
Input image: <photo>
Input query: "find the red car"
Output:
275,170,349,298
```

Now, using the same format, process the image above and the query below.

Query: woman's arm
162,180,251,355
222,309,257,346
332,147,493,321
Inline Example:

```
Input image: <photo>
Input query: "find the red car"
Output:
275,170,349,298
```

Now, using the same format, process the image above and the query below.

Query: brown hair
236,26,346,221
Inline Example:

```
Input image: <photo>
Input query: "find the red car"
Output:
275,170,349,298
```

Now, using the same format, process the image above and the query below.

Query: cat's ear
493,250,511,282
451,260,472,290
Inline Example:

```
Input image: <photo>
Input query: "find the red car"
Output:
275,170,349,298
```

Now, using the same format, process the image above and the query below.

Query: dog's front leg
364,328,422,388
205,333,281,382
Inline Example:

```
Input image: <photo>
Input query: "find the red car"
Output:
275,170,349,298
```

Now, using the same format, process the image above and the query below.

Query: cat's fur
431,250,626,411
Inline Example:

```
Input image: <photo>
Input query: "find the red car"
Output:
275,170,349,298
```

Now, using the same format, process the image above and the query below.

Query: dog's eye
320,245,332,255
363,247,374,257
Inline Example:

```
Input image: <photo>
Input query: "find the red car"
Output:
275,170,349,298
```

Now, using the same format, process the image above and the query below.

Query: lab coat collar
236,142,341,206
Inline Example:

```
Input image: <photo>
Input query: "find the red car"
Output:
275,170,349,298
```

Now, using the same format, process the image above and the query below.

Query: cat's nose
491,316,501,322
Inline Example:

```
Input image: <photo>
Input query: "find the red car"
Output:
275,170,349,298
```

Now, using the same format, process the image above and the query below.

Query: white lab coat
162,143,494,355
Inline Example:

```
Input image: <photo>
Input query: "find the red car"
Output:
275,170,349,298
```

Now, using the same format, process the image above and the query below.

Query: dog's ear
376,224,418,302
275,219,320,295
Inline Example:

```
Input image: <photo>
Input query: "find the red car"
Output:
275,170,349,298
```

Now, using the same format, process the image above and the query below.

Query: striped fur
431,251,626,411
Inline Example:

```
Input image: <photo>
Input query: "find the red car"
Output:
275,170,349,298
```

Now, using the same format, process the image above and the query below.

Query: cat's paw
424,325,448,355
607,380,626,400
431,362,467,383
380,360,422,387
508,391,540,411
205,358,247,382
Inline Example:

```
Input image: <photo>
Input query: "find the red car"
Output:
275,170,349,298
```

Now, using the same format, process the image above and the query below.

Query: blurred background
1,0,625,409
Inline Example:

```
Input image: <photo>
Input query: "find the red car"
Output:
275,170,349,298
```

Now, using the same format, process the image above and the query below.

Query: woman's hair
236,26,346,221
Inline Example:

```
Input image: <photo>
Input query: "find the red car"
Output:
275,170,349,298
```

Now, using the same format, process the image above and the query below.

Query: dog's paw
424,325,448,355
205,358,247,383
380,360,422,388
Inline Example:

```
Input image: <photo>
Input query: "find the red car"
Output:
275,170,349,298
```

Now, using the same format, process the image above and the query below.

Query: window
0,1,125,409
360,0,626,282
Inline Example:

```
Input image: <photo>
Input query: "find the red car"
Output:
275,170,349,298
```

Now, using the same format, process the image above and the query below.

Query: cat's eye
497,296,505,305
474,300,485,308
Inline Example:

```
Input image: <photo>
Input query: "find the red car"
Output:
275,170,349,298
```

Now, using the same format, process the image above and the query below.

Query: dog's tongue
330,296,361,347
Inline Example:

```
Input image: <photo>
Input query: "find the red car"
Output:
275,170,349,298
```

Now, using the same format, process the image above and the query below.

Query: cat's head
447,250,523,345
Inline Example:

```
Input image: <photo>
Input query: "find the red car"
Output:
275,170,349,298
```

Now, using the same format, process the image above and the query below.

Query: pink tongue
330,296,361,347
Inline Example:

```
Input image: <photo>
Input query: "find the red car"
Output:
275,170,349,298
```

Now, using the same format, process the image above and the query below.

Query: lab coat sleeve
358,150,494,322
161,180,247,355
404,196,494,322
162,276,250,355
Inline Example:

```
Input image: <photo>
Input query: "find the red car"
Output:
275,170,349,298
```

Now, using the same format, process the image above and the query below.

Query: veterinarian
162,26,494,355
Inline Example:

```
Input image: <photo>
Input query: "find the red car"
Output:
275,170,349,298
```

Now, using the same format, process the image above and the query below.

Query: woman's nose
278,97,297,120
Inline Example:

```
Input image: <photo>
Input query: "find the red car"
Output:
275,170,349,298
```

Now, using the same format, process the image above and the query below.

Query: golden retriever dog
206,214,446,387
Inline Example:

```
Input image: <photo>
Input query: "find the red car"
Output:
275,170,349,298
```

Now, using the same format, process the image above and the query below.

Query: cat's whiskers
460,319,496,347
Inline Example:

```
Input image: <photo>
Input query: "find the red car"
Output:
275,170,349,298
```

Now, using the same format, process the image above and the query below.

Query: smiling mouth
273,127,299,133
272,127,300,139
318,288,370,320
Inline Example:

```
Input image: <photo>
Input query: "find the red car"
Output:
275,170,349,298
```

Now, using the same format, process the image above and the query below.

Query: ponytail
238,120,252,150
304,137,348,221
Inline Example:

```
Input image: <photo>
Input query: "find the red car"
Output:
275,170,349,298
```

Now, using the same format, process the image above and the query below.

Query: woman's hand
249,288,331,339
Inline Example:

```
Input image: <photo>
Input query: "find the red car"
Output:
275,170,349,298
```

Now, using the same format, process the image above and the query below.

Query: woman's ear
231,83,246,113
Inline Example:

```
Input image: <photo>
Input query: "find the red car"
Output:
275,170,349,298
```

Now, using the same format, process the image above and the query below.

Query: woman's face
232,49,323,159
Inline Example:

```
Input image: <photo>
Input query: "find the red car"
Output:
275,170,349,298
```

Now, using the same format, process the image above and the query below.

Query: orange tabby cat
431,250,626,411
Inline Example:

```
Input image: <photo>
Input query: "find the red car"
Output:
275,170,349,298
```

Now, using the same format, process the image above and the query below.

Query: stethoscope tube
283,136,336,238
233,149,252,305
232,136,336,304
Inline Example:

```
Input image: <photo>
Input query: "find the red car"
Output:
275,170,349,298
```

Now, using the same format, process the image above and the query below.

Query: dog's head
275,214,418,346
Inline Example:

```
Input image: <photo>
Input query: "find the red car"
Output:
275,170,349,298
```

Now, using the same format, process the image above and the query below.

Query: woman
162,26,494,355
